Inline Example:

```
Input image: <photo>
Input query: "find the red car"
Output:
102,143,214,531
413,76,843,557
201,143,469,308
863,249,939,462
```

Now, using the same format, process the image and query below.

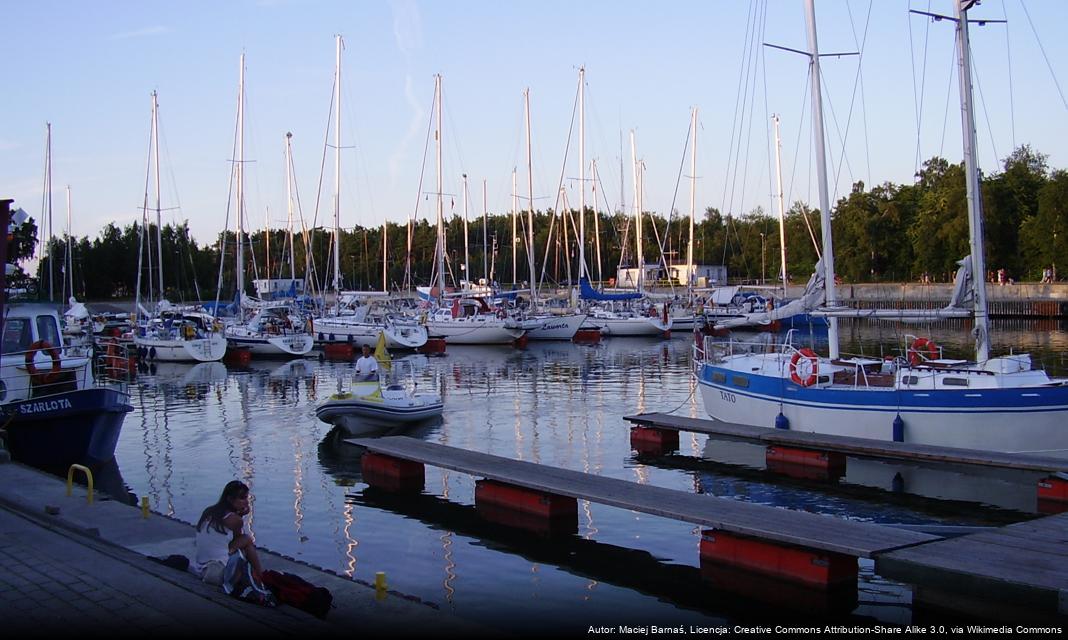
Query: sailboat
219,55,313,359
133,91,227,363
694,0,1068,456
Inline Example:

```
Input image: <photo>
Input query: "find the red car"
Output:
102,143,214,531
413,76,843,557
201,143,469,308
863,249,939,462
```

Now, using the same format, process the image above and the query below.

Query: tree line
13,145,1067,302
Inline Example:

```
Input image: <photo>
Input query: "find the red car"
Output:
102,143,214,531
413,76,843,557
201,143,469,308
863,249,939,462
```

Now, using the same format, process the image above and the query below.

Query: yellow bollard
141,496,150,519
374,571,387,601
66,464,94,505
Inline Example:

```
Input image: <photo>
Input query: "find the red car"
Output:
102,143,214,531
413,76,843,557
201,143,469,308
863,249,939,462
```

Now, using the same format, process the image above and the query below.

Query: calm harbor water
104,319,1067,630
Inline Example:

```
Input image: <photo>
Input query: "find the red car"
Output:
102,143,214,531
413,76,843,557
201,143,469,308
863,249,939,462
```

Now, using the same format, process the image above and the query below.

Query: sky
3,0,1067,255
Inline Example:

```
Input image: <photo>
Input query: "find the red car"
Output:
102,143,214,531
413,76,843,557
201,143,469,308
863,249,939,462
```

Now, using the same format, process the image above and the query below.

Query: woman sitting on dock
190,480,272,604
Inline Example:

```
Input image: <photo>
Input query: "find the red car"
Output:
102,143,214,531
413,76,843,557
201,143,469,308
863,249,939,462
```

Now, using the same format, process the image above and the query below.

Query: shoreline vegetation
10,146,1067,301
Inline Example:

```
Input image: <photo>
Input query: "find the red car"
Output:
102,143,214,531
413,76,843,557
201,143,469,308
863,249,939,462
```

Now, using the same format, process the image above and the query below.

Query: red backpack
261,570,333,618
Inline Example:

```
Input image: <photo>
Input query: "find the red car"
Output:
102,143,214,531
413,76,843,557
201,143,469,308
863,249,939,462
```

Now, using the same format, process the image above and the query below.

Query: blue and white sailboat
695,1,1068,457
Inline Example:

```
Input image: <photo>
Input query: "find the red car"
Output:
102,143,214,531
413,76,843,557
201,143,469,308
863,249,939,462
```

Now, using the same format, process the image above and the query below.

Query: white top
354,355,379,379
191,511,239,574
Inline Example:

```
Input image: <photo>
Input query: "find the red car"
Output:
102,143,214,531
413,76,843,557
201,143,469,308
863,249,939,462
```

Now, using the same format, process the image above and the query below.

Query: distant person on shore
1042,267,1053,283
191,481,272,603
354,344,379,382
997,268,1006,286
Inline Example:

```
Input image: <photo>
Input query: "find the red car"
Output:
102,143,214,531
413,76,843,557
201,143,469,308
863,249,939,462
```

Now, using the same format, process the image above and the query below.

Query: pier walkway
0,462,485,637
625,412,1068,473
348,436,935,558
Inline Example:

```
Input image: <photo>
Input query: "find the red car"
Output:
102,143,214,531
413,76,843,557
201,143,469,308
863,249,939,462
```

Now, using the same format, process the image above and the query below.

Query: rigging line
726,0,762,222
310,77,336,255
538,77,580,293
760,0,776,230
845,0,874,185
819,68,858,203
785,73,810,224
1002,1,1016,150
937,44,957,160
1017,0,1068,112
406,89,437,290
720,0,760,217
969,55,1001,170
909,0,935,175
660,114,693,280
213,91,241,315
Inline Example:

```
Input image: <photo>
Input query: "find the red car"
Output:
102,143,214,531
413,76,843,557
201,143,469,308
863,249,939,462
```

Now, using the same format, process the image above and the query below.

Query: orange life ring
908,337,938,366
789,348,819,386
25,340,62,385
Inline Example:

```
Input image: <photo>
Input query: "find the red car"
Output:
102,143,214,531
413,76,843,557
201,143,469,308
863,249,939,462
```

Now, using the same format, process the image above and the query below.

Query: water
107,319,1067,630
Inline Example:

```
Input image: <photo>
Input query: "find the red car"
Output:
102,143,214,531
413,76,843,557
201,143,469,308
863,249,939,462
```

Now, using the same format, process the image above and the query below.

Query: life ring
789,348,819,386
25,340,62,385
908,337,938,366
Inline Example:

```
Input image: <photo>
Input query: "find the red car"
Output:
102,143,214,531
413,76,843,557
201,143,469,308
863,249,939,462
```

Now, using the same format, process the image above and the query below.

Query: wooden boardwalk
626,412,1068,473
875,512,1068,616
348,436,935,558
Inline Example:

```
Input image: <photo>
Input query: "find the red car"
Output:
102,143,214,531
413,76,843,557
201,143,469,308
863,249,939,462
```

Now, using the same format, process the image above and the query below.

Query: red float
630,426,680,456
361,453,425,493
699,529,857,588
417,338,447,355
322,342,355,361
572,329,602,344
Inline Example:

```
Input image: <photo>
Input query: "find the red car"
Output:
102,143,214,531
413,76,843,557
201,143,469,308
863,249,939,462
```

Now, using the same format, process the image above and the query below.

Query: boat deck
347,436,935,558
625,412,1068,473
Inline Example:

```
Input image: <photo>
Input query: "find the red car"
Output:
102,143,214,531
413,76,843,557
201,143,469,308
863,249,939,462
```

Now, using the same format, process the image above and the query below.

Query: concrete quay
0,461,488,637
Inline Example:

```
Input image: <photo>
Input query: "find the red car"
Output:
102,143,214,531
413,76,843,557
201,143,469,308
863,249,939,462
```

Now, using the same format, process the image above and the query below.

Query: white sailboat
695,0,1068,457
420,76,526,346
220,54,313,359
133,91,227,363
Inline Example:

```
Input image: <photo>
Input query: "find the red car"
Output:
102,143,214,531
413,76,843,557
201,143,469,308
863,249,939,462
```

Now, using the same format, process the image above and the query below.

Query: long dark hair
197,480,248,534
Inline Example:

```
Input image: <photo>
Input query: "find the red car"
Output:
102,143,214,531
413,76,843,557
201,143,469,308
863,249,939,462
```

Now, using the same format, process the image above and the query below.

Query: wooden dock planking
348,436,935,558
626,412,1068,473
876,513,1068,614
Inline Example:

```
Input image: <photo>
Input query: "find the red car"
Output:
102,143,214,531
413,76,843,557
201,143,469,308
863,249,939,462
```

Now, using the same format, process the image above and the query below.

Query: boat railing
1,344,122,403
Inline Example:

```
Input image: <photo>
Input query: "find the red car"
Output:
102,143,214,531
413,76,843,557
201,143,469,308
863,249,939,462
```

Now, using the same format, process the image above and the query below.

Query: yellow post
66,464,94,505
374,571,387,601
141,496,150,519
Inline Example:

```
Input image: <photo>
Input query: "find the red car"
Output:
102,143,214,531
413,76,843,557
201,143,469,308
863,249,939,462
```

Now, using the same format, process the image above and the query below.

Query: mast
333,35,342,293
805,0,839,359
955,1,990,362
592,159,603,283
435,74,445,298
152,90,163,298
65,185,74,300
578,66,586,282
511,168,518,286
285,132,296,281
630,130,642,292
524,89,536,302
236,53,246,302
43,122,54,302
688,107,697,297
382,221,388,292
773,114,788,296
462,173,469,289
482,179,488,284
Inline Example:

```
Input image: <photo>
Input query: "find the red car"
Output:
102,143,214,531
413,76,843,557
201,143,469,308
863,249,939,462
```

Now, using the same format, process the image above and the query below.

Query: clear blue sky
4,0,1066,252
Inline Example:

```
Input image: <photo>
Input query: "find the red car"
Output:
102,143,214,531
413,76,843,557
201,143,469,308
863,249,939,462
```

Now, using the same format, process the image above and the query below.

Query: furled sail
714,260,827,329
578,276,642,301
813,256,973,320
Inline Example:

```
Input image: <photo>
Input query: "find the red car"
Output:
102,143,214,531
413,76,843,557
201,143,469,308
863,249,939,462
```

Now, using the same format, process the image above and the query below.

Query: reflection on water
109,320,1066,629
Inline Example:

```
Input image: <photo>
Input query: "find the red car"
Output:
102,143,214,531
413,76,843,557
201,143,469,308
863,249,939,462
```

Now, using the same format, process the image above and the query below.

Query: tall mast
805,0,839,359
333,35,342,293
955,1,990,362
524,88,536,302
435,74,445,298
152,90,163,298
43,122,54,302
462,172,469,288
578,66,586,282
65,185,74,300
482,179,488,284
773,114,788,296
236,54,246,301
382,221,388,292
688,107,697,297
511,168,518,286
592,159,603,283
285,132,296,281
630,130,642,292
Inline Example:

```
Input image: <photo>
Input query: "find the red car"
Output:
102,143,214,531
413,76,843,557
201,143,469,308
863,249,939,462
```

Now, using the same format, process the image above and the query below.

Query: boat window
36,316,62,348
730,375,750,388
902,376,919,386
942,377,969,387
2,318,32,354
711,372,726,383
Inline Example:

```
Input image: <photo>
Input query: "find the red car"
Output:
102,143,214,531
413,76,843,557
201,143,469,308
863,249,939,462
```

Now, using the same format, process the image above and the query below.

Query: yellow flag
374,331,391,371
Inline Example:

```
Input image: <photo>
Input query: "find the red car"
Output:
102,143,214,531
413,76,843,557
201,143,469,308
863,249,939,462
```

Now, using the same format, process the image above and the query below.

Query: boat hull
697,362,1068,456
315,396,443,435
599,316,671,337
425,320,524,345
135,334,227,362
313,319,428,349
526,313,586,341
225,333,315,357
2,387,133,467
